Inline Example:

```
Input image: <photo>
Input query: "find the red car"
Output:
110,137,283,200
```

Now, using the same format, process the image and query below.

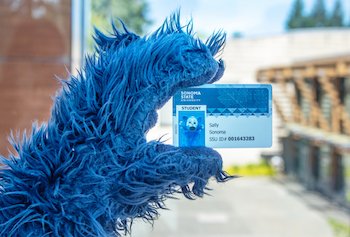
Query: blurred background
1,0,350,236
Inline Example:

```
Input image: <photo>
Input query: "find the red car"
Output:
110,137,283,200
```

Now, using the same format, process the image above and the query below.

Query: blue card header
173,84,272,116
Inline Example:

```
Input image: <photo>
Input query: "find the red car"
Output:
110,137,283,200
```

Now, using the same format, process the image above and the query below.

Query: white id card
172,84,272,148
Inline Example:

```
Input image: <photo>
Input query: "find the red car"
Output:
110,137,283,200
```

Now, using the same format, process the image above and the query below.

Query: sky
147,0,350,38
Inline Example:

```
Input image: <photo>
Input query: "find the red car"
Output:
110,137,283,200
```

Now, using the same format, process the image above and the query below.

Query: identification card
172,84,272,148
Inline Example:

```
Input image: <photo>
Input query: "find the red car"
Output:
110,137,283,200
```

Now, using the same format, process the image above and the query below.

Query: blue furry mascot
180,115,204,147
0,13,231,236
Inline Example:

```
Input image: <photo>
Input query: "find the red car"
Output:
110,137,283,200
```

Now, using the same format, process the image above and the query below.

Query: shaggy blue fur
0,13,232,236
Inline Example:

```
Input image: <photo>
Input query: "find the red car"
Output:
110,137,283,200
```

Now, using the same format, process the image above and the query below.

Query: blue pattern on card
173,84,272,116
217,88,269,114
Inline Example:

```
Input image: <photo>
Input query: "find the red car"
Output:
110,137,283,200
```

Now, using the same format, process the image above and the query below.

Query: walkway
130,177,335,237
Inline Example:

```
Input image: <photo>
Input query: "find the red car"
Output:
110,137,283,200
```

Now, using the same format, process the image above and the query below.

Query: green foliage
88,0,151,51
286,0,306,29
91,0,151,34
286,0,347,30
328,0,344,27
225,161,276,177
310,0,328,27
328,218,350,237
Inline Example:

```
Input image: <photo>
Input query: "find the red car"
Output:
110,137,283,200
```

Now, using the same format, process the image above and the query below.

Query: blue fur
0,12,232,236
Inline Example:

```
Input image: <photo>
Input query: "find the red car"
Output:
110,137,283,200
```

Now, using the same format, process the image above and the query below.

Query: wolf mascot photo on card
0,12,233,236
179,111,205,147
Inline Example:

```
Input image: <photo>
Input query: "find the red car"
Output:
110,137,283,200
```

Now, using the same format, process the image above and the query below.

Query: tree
91,0,151,35
328,0,344,27
286,0,306,29
285,0,349,30
310,0,328,27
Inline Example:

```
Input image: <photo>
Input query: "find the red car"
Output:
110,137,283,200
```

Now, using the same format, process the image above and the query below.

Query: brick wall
0,0,71,155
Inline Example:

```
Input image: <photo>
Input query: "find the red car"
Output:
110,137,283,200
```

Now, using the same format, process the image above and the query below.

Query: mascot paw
0,12,233,237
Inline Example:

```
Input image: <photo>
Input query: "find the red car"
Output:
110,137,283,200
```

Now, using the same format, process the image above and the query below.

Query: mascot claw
0,12,233,237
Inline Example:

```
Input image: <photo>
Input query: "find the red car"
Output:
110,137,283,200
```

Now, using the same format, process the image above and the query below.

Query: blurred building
0,0,87,155
160,28,350,165
258,53,350,208
226,28,350,206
